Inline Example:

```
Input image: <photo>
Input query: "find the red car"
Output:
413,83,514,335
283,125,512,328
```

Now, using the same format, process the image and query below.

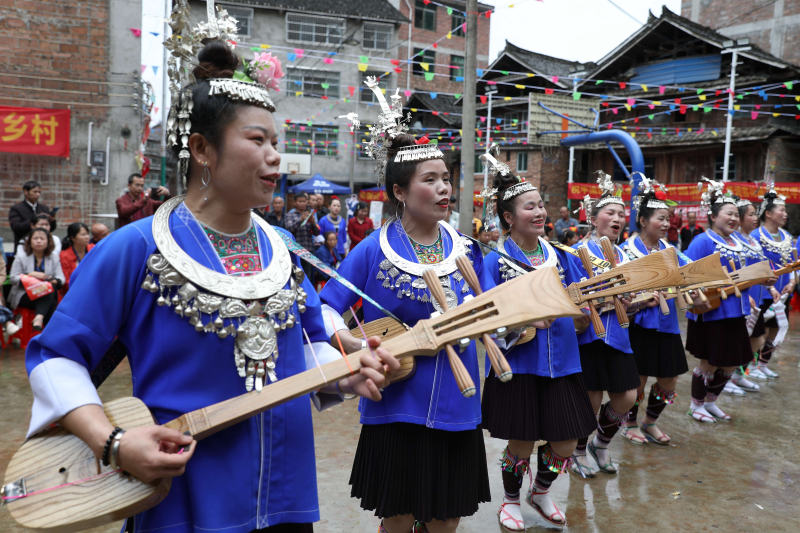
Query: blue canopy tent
288,174,351,195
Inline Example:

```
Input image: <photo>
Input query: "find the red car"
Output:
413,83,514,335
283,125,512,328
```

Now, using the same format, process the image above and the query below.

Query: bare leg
623,376,648,444
425,518,459,533
383,514,415,533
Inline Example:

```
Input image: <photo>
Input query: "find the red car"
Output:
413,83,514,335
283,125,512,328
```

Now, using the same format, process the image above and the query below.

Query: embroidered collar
501,237,557,270
756,226,793,263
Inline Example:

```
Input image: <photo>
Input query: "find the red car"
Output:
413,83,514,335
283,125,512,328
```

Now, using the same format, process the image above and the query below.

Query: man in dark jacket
8,180,55,245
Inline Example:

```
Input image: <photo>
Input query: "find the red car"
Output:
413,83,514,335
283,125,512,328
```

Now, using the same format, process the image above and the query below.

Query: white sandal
688,405,716,423
498,501,525,531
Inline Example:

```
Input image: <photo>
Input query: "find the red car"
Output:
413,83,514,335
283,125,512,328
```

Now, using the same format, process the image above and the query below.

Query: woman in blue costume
481,172,595,530
569,172,639,478
729,198,775,392
318,197,348,258
23,38,395,533
620,179,695,446
749,187,795,379
685,180,752,423
319,132,491,533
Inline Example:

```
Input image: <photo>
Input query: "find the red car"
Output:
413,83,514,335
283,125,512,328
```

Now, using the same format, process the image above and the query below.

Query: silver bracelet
110,429,126,470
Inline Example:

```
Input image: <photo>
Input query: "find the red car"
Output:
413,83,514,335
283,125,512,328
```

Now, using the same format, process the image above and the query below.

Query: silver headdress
164,0,280,184
698,177,736,214
584,170,625,214
632,172,669,211
478,144,536,230
757,182,786,216
735,197,752,208
339,76,443,184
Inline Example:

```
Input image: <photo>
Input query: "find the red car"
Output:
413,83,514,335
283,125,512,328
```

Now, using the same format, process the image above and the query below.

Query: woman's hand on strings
339,336,400,402
117,425,196,483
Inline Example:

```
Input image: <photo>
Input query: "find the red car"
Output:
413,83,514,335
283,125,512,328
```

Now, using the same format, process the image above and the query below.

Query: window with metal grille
284,123,339,157
451,11,465,36
363,22,392,50
414,0,437,30
286,68,340,98
449,55,464,81
220,5,253,37
286,13,344,45
412,48,436,77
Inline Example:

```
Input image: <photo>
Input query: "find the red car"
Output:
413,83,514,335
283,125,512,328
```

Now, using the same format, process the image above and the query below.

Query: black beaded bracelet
101,426,124,466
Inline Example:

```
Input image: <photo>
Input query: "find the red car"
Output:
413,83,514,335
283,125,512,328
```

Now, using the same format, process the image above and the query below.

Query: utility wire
606,0,644,26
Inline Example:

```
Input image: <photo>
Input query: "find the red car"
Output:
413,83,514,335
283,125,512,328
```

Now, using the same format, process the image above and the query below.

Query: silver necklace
375,219,470,312
141,196,308,392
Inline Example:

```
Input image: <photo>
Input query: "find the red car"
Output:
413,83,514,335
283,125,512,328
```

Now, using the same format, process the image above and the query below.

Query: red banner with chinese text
0,106,70,158
568,182,800,203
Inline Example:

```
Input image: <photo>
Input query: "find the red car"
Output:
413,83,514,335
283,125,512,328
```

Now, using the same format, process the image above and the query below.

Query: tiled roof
218,0,407,23
406,93,461,127
580,126,779,149
501,41,593,79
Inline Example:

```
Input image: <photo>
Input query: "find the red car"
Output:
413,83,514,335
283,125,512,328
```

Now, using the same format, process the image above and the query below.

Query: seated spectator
116,173,170,227
8,228,65,330
347,202,374,252
60,222,94,294
477,227,492,255
91,222,110,243
313,231,343,288
16,213,61,258
0,251,17,336
559,228,579,246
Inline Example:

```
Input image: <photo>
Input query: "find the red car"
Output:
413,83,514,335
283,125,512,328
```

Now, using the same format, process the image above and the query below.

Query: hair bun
193,39,240,80
386,133,417,158
493,172,518,195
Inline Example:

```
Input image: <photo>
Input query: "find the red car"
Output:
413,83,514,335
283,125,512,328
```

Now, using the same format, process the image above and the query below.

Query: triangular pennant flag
358,63,368,72
129,28,142,37
479,95,487,104
453,93,461,99
141,64,146,73
420,62,429,72
294,48,305,57
404,89,412,98
149,31,159,37
430,92,438,99
288,53,297,62
152,65,158,75
424,72,435,81
348,86,355,97
390,59,400,66
323,57,334,64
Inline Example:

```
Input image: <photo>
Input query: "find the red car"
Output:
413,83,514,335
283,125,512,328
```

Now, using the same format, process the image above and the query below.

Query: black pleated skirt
685,316,752,367
481,372,596,442
579,340,640,393
628,324,689,378
349,423,490,522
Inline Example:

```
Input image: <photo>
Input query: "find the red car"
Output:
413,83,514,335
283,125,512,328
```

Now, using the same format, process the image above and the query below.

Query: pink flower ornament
249,52,284,92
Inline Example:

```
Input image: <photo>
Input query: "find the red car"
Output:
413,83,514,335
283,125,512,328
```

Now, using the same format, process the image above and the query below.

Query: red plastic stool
10,308,39,350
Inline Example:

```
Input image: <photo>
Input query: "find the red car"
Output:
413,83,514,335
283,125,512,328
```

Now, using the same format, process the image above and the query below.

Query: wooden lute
690,260,776,313
3,266,582,533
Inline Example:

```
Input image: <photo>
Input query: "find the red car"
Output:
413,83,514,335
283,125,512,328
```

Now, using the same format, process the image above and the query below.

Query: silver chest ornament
144,196,307,392
758,229,793,264
376,221,471,309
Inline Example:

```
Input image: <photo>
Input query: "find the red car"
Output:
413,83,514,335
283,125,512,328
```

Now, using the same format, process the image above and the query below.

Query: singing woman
481,171,595,529
620,179,692,446
569,172,638,478
320,106,491,531
23,32,395,533
685,180,752,423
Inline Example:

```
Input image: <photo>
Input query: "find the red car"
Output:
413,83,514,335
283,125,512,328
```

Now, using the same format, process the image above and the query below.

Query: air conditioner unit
279,153,311,175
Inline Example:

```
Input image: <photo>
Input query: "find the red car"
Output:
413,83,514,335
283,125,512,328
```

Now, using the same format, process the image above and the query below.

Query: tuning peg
598,237,630,327
577,247,606,337
422,269,477,397
455,255,513,382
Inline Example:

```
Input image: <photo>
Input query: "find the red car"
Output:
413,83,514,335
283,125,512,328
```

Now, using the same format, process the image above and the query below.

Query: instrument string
2,469,121,502
328,312,356,375
302,327,328,385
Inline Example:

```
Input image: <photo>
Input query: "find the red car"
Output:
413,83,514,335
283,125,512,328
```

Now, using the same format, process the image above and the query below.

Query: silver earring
201,162,211,202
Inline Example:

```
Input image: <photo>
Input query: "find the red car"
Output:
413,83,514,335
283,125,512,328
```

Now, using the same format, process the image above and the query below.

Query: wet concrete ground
1,316,799,532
